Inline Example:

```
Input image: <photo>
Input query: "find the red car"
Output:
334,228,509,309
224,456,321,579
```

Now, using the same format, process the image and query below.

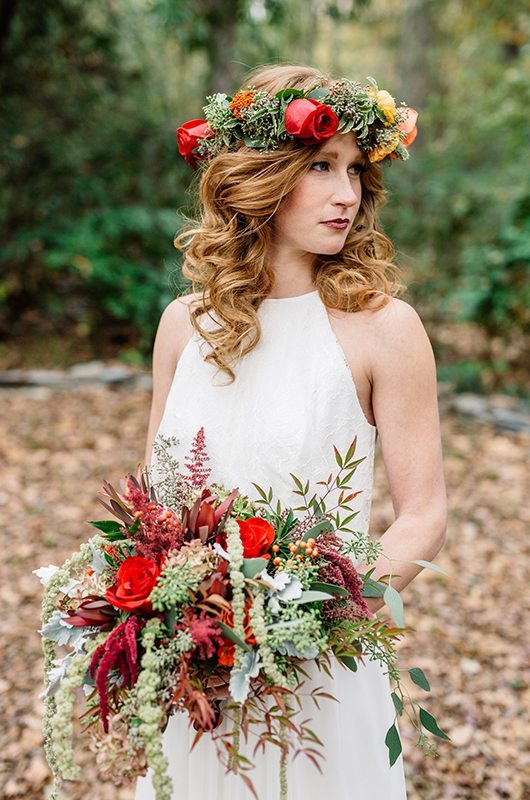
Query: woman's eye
311,161,329,171
311,161,366,175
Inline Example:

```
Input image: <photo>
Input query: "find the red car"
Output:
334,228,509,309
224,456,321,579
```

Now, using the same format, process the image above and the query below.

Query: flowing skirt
134,656,407,800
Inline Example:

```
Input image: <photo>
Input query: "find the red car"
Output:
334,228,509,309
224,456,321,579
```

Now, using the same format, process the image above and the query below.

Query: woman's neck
266,243,316,299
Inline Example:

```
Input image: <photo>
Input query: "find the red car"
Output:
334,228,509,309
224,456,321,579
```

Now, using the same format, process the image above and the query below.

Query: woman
136,64,447,800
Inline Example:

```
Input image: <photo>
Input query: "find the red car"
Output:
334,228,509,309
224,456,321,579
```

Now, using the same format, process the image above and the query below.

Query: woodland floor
0,383,529,799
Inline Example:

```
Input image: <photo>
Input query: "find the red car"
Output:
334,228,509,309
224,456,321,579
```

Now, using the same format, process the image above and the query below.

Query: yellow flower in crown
368,131,401,163
377,90,397,124
367,86,397,125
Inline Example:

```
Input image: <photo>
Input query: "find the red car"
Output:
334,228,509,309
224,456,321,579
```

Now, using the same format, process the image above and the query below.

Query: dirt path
1,386,528,799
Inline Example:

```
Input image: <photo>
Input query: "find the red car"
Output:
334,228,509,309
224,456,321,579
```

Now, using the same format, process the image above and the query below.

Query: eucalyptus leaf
385,723,403,766
217,621,251,651
391,691,404,715
242,558,269,579
301,519,332,541
419,707,451,740
384,584,404,628
409,667,431,692
291,590,335,604
412,560,448,576
310,581,348,597
362,577,386,598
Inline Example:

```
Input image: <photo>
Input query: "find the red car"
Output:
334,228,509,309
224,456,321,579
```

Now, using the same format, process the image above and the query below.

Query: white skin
146,131,447,615
267,130,364,298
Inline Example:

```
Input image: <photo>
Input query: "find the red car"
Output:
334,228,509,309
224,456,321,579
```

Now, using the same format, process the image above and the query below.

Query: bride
136,63,447,800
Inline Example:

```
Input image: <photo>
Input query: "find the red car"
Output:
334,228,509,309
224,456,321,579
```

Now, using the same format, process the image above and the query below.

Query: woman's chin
316,243,348,256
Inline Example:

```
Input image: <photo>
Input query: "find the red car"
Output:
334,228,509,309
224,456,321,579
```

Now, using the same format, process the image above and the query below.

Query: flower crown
176,75,418,170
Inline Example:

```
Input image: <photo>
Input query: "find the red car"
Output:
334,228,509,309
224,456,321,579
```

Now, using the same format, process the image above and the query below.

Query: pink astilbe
90,616,142,732
315,532,370,621
125,480,183,560
178,609,224,660
184,427,212,489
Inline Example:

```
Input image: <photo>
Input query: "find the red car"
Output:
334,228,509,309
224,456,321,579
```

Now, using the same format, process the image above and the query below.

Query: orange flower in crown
229,89,257,119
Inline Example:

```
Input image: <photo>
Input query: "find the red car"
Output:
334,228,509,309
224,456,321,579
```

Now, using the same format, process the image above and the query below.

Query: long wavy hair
175,64,405,382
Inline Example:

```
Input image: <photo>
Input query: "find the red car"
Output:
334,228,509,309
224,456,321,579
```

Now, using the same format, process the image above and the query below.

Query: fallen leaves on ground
0,385,528,799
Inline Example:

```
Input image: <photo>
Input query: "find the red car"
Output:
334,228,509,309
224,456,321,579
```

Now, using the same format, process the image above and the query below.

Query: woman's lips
322,220,349,230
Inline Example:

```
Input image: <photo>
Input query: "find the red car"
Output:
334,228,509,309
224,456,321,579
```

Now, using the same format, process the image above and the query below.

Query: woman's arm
360,298,448,614
144,295,197,465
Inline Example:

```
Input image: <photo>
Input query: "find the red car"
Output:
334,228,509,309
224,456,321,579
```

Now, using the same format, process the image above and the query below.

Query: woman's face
272,131,366,258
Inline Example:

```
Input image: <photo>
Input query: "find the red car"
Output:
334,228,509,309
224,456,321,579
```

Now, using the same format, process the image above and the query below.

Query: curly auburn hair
174,63,405,383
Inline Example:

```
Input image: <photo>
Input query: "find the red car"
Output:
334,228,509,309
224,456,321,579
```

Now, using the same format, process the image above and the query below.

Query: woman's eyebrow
318,149,365,162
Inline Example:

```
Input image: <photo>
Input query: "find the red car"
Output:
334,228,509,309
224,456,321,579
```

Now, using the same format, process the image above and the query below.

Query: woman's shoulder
364,295,429,337
155,291,203,361
330,295,434,389
362,296,435,376
161,290,205,322
331,295,428,343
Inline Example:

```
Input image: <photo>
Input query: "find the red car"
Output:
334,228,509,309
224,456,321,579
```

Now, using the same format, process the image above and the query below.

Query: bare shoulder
328,295,432,371
365,296,433,362
362,294,421,325
357,297,437,400
156,291,202,359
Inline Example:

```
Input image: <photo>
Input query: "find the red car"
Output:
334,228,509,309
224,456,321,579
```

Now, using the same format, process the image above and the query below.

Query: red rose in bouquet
237,517,275,558
176,119,211,168
105,556,161,613
284,98,339,145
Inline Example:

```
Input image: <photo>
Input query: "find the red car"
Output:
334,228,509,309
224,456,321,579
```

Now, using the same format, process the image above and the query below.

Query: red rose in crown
176,119,211,168
284,98,339,145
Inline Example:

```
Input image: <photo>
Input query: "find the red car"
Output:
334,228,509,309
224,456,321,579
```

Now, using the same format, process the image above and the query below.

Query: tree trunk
0,0,18,68
398,0,443,130
200,0,244,94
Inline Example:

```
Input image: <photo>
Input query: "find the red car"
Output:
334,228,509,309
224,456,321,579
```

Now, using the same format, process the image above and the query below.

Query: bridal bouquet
37,428,448,800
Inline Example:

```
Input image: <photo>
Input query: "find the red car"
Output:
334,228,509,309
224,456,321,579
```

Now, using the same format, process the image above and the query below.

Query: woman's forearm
359,510,447,615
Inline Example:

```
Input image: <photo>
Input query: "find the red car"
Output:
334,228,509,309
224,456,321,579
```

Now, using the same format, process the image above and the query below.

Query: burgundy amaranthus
184,427,212,489
90,616,142,732
125,479,184,560
178,608,224,660
315,532,370,621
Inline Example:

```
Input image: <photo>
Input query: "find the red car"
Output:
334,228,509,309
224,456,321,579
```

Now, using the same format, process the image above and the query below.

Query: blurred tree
0,0,528,386
152,0,245,92
0,0,184,353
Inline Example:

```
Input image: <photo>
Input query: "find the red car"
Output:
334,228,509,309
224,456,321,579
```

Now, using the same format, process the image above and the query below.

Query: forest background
1,0,529,394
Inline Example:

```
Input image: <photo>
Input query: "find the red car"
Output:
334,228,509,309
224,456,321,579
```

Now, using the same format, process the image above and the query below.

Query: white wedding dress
135,289,407,799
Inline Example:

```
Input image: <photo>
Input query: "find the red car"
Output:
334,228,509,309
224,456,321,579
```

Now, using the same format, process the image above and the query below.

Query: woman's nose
332,173,360,207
